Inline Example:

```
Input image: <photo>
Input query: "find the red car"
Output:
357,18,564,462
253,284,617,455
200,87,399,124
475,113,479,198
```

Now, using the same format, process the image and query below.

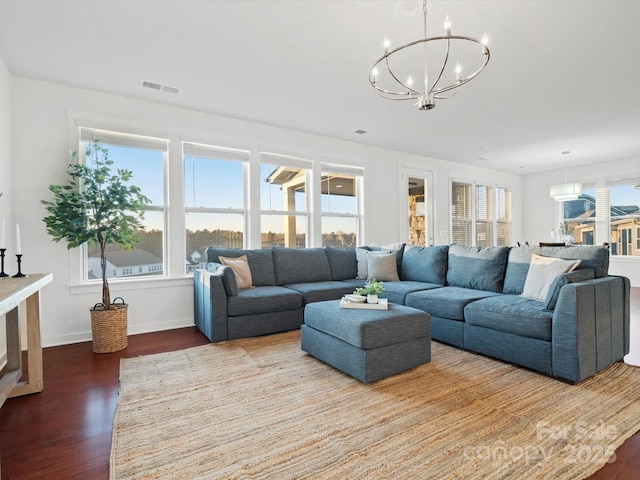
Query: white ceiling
1,0,639,174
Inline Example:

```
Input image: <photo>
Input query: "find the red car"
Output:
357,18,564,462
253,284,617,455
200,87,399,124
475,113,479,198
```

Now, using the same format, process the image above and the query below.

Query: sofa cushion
544,268,595,310
405,286,500,321
284,281,355,304
401,245,448,285
539,245,609,278
206,248,276,286
272,247,332,285
227,286,303,317
464,295,553,342
520,254,581,302
219,255,253,290
339,278,367,289
446,245,510,293
206,262,238,296
380,281,443,305
325,247,357,280
503,245,609,294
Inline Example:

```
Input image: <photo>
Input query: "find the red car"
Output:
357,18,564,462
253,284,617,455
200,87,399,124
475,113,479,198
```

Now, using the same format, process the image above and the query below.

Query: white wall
0,56,13,365
522,159,640,286
0,57,12,256
12,76,522,347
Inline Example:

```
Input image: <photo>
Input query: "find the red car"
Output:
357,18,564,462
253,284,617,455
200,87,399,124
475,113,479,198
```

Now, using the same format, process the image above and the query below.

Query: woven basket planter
90,299,128,353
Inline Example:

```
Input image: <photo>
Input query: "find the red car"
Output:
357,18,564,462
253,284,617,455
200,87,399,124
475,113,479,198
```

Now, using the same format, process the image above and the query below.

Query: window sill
69,275,193,296
610,256,640,263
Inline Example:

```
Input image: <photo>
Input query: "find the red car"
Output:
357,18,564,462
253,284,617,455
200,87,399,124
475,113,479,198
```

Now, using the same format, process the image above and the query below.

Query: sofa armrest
551,276,630,382
194,269,229,342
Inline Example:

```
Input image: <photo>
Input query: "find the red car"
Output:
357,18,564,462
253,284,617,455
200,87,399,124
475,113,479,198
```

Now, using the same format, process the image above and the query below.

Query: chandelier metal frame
369,0,490,110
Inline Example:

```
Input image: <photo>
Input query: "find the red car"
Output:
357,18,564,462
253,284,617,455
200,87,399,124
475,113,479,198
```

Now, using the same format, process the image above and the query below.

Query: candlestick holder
0,249,8,277
13,254,26,278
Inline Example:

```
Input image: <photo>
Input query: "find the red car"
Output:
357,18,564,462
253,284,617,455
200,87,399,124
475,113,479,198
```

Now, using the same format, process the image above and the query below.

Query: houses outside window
80,127,167,281
320,163,362,248
451,180,512,247
260,153,310,248
563,181,640,256
183,142,248,273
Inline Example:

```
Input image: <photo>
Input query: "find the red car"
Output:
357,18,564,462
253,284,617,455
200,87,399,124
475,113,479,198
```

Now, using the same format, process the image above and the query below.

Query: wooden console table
0,273,52,407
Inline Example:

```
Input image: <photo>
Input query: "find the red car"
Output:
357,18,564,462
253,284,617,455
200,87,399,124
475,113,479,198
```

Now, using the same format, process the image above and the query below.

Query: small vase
367,294,378,304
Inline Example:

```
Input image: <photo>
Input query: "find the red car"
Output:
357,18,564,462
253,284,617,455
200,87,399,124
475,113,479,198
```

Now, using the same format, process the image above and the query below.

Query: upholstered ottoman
301,300,431,383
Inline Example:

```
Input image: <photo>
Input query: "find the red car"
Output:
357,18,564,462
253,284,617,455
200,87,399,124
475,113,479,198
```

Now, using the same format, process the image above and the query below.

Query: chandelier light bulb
407,75,414,86
383,36,390,51
444,15,452,35
372,67,378,79
481,31,489,45
455,62,462,81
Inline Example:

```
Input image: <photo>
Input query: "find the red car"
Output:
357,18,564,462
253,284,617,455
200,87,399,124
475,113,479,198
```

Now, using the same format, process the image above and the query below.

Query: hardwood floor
1,288,639,479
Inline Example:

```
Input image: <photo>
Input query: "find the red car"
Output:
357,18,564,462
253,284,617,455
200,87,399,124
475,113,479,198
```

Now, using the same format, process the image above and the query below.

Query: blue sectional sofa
193,243,630,383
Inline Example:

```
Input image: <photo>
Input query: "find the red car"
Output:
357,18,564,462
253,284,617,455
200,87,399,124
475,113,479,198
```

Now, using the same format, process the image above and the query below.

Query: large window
563,181,640,256
80,127,167,280
184,142,249,273
451,180,512,247
321,164,362,248
260,153,310,248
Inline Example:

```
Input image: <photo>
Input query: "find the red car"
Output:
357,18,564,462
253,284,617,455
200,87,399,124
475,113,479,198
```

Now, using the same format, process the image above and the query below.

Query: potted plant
354,279,385,304
42,140,150,353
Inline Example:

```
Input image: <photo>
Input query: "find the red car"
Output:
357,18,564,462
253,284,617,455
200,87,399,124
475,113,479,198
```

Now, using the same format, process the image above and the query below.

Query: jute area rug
110,331,640,479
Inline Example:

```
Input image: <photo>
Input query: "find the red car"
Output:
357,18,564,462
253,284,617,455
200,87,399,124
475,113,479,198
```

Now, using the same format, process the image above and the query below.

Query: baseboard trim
42,317,195,348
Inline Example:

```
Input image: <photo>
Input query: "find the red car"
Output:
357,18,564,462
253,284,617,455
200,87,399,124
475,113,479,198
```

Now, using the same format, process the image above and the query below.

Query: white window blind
595,181,609,245
451,181,473,245
476,184,494,247
80,127,168,151
183,141,250,163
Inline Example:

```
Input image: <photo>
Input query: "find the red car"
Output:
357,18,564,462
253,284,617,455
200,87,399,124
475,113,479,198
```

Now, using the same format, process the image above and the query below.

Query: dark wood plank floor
1,304,639,479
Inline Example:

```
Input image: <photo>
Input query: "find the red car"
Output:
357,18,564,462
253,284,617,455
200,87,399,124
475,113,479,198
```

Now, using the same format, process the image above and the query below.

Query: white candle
16,223,21,255
0,218,5,248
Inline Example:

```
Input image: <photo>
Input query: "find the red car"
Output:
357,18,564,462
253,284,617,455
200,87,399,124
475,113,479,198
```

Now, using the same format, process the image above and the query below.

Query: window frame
561,179,640,257
450,178,512,247
320,162,364,248
259,152,312,248
183,141,250,273
78,126,170,283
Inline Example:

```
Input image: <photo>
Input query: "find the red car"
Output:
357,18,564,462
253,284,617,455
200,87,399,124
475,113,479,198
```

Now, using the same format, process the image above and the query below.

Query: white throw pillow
521,254,581,302
219,255,253,290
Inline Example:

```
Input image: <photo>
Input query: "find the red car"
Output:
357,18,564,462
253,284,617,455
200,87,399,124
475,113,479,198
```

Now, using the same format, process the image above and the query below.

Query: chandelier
369,0,490,110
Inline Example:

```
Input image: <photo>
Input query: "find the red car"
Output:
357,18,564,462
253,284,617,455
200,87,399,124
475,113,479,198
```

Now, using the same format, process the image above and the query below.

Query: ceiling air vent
141,81,180,94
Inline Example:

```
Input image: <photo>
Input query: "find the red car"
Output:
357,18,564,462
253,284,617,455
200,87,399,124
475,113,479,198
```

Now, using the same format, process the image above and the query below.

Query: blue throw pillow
401,245,448,284
325,246,357,280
